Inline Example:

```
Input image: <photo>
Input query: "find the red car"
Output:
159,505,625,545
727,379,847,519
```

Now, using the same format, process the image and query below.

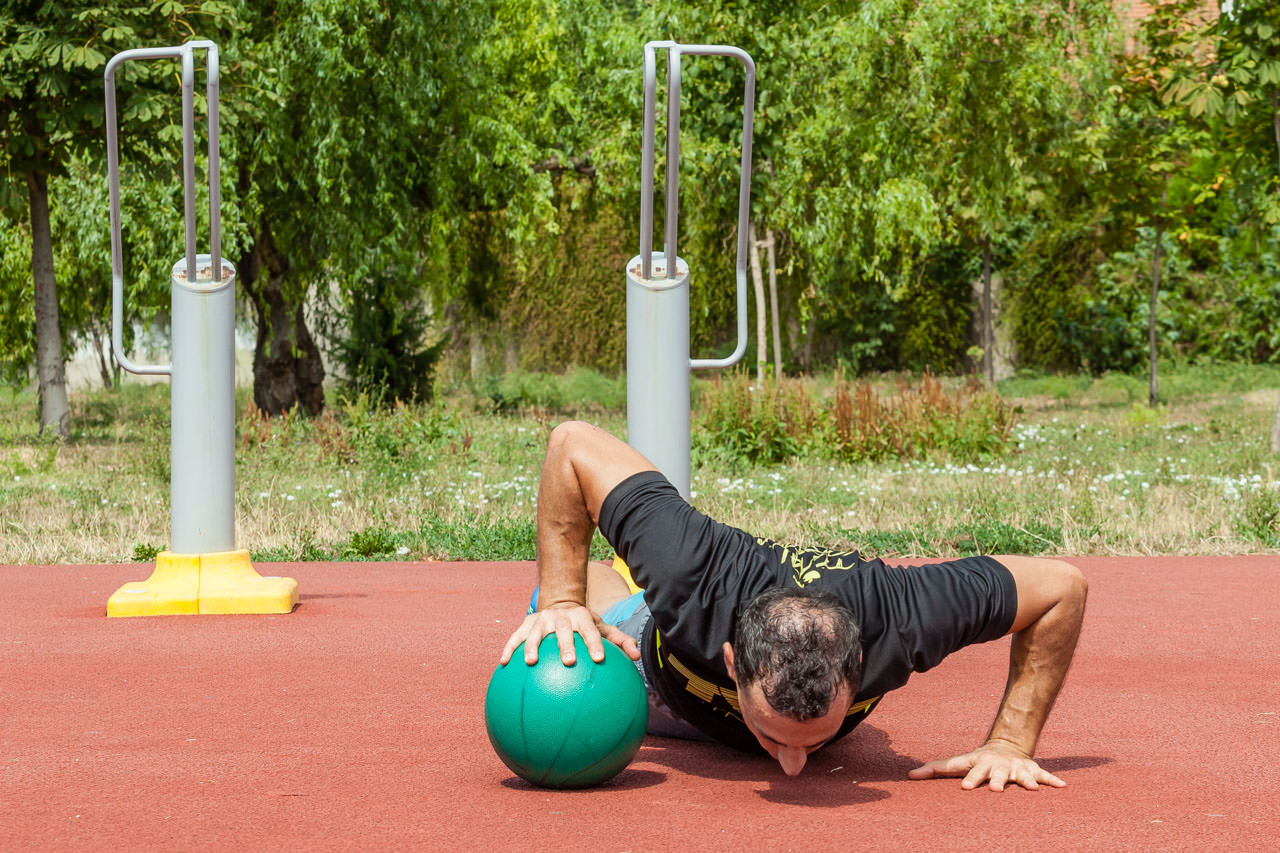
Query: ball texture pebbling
485,633,649,788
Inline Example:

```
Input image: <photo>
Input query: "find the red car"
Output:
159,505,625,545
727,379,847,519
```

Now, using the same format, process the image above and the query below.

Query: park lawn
3,363,1280,565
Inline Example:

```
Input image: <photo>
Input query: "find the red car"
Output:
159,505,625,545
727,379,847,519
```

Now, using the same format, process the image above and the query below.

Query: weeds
344,526,402,559
132,542,162,561
1235,487,1280,547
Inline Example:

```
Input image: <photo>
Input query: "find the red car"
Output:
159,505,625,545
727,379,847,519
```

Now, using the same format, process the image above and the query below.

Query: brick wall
1116,0,1221,54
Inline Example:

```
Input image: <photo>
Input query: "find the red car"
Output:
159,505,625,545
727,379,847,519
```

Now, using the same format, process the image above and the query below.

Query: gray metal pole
106,45,182,378
628,42,755,499
170,255,236,553
105,41,234,553
626,257,692,497
105,42,297,618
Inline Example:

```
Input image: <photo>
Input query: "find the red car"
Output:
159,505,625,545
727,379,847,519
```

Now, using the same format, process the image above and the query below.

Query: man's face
723,642,851,777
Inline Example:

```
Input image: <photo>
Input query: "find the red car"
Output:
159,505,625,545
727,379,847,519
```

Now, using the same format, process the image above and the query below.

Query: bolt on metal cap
170,254,235,293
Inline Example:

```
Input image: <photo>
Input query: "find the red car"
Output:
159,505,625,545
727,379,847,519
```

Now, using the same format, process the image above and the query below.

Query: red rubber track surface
1,557,1277,851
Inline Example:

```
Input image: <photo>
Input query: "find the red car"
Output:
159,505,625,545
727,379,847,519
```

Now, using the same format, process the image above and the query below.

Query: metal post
104,42,297,617
169,253,236,554
627,42,755,499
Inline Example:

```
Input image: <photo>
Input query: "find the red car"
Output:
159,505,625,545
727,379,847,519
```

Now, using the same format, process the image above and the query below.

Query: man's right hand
498,604,641,667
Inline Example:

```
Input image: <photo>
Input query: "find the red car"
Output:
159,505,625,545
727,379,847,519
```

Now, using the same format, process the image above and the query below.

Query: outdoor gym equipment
626,41,755,500
103,41,297,617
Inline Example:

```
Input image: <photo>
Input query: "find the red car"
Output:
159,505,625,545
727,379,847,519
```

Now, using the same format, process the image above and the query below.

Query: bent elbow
1062,561,1088,607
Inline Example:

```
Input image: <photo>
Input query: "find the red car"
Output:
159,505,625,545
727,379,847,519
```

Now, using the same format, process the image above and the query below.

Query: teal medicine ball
485,634,648,788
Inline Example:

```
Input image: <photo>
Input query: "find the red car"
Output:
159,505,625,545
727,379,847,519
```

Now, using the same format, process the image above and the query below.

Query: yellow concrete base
107,549,299,617
611,554,643,594
107,552,201,616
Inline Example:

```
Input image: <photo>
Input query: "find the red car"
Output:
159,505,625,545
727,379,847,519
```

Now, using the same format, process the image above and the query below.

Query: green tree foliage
41,153,191,391
0,218,33,386
0,1,239,435
1105,0,1221,402
3,0,1279,419
1166,0,1280,443
770,0,1116,375
223,0,573,412
1167,1,1280,198
1002,2,1262,378
1167,1,1280,254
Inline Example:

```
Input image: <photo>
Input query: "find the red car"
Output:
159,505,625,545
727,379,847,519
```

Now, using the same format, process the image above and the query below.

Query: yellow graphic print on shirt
758,539,865,588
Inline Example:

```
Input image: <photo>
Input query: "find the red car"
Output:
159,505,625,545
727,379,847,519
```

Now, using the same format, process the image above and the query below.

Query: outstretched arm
498,421,656,667
909,555,1088,791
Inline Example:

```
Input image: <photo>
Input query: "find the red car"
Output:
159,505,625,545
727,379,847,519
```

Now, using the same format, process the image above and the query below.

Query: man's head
722,587,862,776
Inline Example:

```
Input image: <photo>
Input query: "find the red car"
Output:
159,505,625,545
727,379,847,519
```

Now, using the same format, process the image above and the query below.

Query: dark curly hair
731,587,862,721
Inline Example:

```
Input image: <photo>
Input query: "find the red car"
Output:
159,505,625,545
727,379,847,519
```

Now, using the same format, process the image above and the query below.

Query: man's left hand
907,741,1066,791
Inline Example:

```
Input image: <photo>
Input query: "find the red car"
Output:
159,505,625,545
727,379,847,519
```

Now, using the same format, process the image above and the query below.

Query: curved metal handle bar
639,41,755,371
105,41,221,376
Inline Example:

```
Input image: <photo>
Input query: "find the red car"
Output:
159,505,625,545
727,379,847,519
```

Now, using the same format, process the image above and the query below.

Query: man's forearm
529,420,657,612
986,576,1088,755
533,434,595,609
535,512,592,609
907,557,1087,789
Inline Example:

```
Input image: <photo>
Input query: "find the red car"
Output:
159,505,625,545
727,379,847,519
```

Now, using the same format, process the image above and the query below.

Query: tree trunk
28,172,70,438
749,222,767,383
239,225,325,416
89,317,115,390
982,237,994,387
802,311,814,374
766,229,782,378
1149,185,1166,408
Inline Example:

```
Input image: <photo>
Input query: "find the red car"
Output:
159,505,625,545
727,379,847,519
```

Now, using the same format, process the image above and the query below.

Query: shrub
695,370,1017,466
694,374,817,465
328,269,443,406
340,394,470,471
831,371,1016,463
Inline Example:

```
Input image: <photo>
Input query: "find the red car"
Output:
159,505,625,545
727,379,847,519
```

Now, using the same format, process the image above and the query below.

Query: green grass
1000,361,1280,404
835,520,1069,558
3,363,1280,564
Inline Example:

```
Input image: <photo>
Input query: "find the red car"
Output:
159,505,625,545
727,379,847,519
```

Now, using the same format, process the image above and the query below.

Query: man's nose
777,746,807,776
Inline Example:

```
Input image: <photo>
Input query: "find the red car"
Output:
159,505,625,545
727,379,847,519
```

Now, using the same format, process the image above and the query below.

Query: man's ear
722,642,737,684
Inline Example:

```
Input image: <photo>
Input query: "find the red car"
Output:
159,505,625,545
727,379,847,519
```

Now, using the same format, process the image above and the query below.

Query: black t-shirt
598,471,1018,753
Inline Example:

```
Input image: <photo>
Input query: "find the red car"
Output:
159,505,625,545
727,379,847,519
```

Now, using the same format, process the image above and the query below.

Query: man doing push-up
500,421,1088,790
